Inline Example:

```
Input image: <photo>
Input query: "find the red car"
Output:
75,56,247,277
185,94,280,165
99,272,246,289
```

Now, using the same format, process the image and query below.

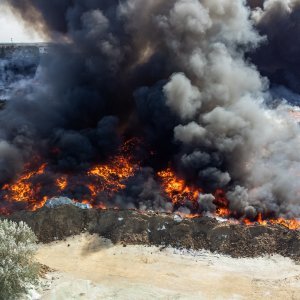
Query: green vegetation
0,220,39,300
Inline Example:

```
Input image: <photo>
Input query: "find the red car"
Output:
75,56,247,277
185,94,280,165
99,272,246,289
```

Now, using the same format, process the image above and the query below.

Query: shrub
0,220,39,300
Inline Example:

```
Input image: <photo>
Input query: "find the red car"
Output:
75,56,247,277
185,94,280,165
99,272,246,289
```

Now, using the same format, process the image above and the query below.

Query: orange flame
56,176,68,191
157,168,299,230
157,168,201,205
1,163,48,211
0,141,139,212
216,207,231,217
269,218,300,230
0,140,299,231
86,138,139,199
243,213,299,230
88,155,136,194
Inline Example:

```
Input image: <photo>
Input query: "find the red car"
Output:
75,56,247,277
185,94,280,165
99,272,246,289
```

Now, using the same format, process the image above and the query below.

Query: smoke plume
2,0,300,218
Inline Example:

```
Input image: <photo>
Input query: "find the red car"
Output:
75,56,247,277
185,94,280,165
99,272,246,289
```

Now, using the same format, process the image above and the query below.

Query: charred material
6,206,300,260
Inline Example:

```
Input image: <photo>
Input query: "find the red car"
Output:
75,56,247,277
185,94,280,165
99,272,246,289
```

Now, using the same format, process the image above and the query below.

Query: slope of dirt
5,205,300,260
36,234,300,300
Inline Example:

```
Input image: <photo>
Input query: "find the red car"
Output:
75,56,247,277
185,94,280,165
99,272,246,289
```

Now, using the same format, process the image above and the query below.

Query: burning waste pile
0,0,300,232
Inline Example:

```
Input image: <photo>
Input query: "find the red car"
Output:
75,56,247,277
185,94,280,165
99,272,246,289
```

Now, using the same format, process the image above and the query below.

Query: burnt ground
3,205,300,260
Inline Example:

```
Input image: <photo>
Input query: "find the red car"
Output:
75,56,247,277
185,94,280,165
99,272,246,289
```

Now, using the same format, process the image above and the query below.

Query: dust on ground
36,233,300,300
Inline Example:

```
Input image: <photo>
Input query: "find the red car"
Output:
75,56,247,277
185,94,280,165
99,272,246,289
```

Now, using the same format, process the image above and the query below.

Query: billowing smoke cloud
2,0,300,218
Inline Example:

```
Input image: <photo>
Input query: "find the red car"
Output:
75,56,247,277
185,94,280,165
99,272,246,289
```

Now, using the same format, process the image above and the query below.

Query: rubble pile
5,205,300,260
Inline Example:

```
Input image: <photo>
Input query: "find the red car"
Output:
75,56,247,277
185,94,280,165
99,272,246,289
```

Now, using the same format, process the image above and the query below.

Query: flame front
0,141,299,230
0,140,139,213
244,214,300,230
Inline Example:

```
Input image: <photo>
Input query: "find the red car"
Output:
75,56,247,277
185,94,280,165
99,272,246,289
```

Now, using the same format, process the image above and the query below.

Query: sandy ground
35,233,300,300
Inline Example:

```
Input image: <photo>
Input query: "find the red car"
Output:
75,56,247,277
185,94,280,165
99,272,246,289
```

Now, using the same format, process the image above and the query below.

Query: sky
0,4,44,43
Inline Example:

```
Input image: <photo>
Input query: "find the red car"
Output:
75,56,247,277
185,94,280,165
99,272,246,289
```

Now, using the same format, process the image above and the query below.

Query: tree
0,219,39,300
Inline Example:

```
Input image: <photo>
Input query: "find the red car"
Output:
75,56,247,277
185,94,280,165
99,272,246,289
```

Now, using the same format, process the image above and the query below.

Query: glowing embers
157,168,201,205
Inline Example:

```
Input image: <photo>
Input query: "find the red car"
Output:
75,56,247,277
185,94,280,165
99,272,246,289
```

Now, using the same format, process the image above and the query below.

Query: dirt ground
35,233,300,299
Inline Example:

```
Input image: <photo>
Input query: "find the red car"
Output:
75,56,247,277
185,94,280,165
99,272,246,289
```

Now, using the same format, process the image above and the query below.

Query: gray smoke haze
0,46,39,100
2,0,300,218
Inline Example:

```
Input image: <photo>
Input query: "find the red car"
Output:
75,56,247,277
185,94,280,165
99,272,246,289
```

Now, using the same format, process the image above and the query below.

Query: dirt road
36,234,300,299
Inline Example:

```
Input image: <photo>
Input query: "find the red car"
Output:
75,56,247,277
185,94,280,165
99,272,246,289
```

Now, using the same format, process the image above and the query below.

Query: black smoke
1,0,300,218
248,0,300,105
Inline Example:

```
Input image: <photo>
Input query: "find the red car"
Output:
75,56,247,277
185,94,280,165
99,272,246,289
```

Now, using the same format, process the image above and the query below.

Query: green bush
0,220,39,300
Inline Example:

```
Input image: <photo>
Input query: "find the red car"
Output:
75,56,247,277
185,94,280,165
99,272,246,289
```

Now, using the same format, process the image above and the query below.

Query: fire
85,139,139,201
88,155,136,194
213,210,300,230
0,139,298,231
32,196,49,211
243,213,267,226
83,153,137,206
87,184,97,197
257,213,267,226
157,168,300,230
157,170,231,217
56,176,68,191
270,218,300,230
157,168,201,205
216,207,231,217
243,213,300,230
214,189,230,217
1,163,48,211
0,140,139,213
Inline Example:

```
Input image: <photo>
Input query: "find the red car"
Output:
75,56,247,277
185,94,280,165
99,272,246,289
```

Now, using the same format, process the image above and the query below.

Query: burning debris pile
0,0,299,229
0,138,299,230
0,139,139,213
